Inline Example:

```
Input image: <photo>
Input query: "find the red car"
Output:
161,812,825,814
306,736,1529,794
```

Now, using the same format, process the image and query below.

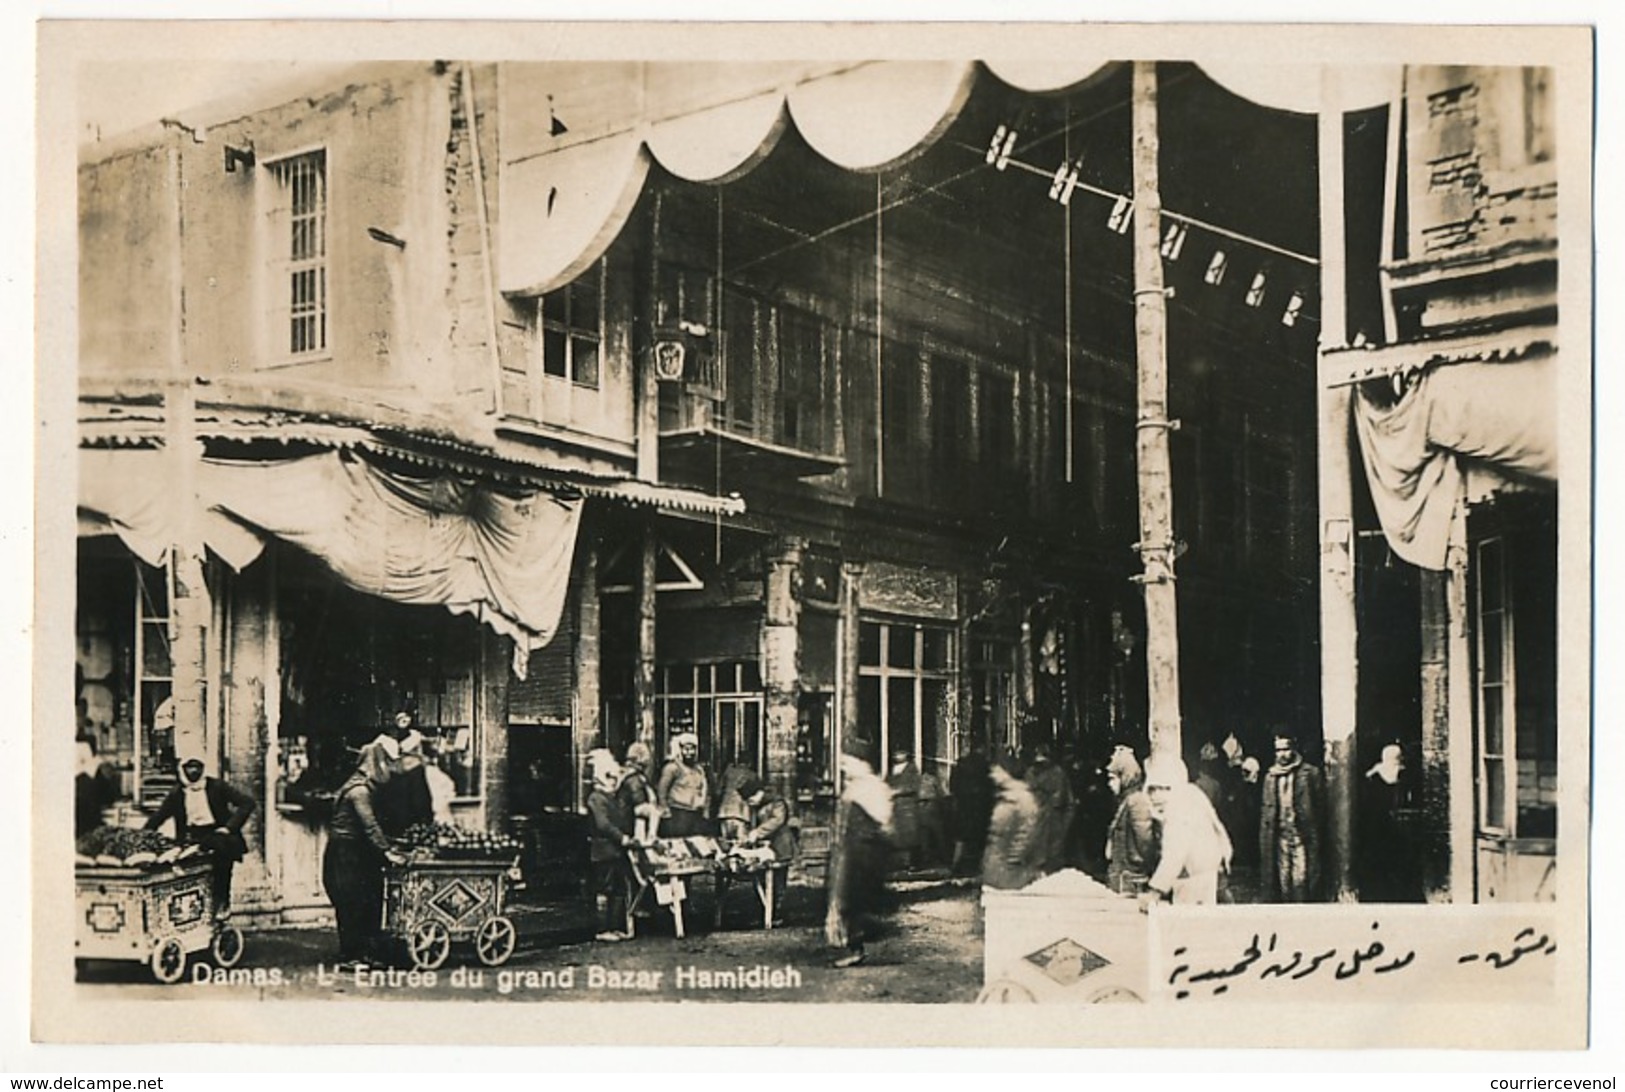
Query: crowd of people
83,694,1419,975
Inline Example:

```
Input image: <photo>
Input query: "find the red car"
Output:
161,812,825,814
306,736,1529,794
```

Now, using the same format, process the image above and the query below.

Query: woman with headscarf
585,749,634,941
825,753,893,968
656,733,711,837
145,750,256,919
323,741,405,969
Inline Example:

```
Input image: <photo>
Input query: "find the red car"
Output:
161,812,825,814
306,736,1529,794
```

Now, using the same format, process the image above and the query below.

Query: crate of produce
384,826,521,971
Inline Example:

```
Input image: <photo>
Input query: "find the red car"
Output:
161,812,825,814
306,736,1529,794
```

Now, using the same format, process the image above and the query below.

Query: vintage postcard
32,19,1595,1050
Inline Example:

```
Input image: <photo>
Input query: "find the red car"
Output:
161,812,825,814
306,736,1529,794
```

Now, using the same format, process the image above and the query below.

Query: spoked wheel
149,937,188,984
407,921,452,971
475,915,517,967
211,924,246,969
975,978,1037,1004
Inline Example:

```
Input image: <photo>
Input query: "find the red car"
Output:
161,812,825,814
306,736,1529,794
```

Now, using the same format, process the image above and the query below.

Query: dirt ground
74,877,988,1004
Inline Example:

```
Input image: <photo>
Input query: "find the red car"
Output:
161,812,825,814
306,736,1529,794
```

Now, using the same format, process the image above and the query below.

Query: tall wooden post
1130,61,1182,761
166,137,210,769
762,537,805,799
636,529,658,750
1316,68,1358,901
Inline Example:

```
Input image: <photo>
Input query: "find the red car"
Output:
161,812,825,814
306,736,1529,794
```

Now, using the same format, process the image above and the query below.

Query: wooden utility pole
1316,68,1358,900
166,136,210,768
1130,61,1182,761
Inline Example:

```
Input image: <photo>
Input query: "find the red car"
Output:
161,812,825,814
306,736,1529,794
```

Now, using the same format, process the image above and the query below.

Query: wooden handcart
75,856,246,984
383,855,518,970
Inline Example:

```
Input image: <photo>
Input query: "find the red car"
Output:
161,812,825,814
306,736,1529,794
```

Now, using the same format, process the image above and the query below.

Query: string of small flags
983,125,1315,329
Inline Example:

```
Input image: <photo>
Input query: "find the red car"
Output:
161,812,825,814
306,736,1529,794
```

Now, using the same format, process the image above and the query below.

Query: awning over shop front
79,447,583,667
499,58,1396,297
1352,350,1557,570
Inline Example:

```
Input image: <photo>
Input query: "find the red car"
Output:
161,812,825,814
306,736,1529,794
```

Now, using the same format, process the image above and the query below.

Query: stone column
763,538,805,798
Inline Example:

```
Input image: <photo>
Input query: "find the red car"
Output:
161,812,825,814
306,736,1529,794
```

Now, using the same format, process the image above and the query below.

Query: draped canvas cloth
1352,356,1557,570
79,448,583,664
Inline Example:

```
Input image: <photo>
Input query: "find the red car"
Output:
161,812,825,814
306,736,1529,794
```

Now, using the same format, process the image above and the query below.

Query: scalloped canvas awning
499,59,1398,296
79,448,582,665
1352,349,1557,571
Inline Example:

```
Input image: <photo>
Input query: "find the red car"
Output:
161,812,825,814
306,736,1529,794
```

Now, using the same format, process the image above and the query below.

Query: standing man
1103,746,1157,895
1259,730,1325,903
1140,753,1231,907
656,733,712,837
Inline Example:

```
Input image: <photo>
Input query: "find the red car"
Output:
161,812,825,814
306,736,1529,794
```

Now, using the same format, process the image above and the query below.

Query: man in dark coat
145,754,256,918
948,743,994,877
1259,731,1325,902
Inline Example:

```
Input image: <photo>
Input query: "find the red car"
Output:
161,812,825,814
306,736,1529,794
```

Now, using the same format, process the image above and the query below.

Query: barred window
267,151,328,358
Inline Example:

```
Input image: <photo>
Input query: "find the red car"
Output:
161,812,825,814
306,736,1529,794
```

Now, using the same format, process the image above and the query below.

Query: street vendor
656,732,712,837
324,740,406,968
617,740,661,844
144,749,255,920
585,749,635,942
737,774,794,925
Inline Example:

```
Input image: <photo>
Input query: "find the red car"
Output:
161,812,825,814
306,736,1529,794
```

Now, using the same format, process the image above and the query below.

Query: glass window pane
542,292,568,327
718,702,738,769
572,337,600,387
859,622,881,666
888,626,916,668
857,676,881,758
1482,688,1505,756
1479,540,1504,611
571,274,600,331
136,564,169,616
666,698,695,737
542,329,568,377
743,702,762,772
1480,614,1504,683
667,664,693,693
887,677,916,765
141,622,172,677
1484,758,1506,829
739,660,762,692
922,679,949,778
922,628,951,671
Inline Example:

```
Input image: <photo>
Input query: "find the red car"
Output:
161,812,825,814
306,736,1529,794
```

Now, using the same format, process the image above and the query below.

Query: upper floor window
540,266,602,388
267,151,328,359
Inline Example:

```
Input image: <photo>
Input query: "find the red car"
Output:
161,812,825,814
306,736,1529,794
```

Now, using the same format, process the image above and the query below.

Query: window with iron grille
267,151,328,358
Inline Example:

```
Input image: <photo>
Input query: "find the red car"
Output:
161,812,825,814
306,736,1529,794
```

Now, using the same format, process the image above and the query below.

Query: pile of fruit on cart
396,822,521,860
74,827,202,869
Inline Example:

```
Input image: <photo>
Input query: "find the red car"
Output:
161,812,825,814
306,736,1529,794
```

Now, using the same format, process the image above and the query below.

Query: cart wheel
975,978,1037,1004
211,924,246,969
407,922,452,971
475,916,517,967
149,937,188,984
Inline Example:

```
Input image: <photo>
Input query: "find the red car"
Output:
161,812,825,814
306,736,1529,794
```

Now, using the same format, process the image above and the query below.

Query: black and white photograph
29,17,1595,1052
